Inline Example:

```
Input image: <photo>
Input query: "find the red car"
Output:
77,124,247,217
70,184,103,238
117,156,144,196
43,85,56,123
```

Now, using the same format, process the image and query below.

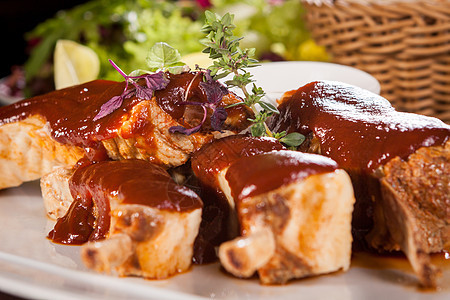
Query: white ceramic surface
0,182,448,300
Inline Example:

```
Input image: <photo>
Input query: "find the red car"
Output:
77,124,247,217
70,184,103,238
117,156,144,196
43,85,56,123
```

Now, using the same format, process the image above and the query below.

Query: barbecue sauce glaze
0,72,227,245
191,134,286,189
269,81,450,173
48,159,202,244
226,150,338,201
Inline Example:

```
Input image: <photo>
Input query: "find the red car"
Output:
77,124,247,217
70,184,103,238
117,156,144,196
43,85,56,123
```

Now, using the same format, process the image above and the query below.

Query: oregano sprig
200,11,304,147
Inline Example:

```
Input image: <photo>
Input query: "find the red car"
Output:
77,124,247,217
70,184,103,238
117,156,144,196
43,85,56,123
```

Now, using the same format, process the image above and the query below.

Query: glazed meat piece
269,80,450,287
44,159,202,279
190,135,285,263
41,166,75,220
368,141,450,287
0,115,84,189
0,72,252,189
191,134,285,209
218,150,355,284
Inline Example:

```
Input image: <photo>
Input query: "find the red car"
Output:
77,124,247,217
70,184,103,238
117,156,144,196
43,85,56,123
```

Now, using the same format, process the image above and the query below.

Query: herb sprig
200,11,304,147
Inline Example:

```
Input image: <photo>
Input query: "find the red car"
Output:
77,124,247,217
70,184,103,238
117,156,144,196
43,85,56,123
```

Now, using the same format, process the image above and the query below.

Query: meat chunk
218,151,355,284
82,204,201,278
0,72,252,189
0,97,214,190
190,135,285,263
0,115,84,189
100,98,215,167
44,159,202,279
367,141,450,287
268,81,450,287
41,166,75,220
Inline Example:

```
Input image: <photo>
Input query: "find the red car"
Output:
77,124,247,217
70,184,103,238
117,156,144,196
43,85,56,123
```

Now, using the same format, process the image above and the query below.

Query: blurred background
0,0,328,101
0,0,90,78
1,0,447,121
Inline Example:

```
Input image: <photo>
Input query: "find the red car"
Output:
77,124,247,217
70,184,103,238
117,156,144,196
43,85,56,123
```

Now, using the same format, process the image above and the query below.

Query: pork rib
190,135,285,263
368,141,450,287
42,159,202,279
0,115,84,189
218,151,355,284
268,80,450,287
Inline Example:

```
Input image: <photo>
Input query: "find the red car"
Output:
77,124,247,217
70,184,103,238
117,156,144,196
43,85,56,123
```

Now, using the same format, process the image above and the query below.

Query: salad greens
25,0,204,83
211,0,328,61
24,0,328,96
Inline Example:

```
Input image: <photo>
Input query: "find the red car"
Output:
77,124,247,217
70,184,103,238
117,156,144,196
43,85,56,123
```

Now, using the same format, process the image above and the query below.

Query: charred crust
298,132,320,154
130,254,142,271
227,250,243,272
266,194,290,232
370,142,450,288
119,214,132,227
258,246,312,285
113,208,163,242
83,248,98,268
245,193,290,233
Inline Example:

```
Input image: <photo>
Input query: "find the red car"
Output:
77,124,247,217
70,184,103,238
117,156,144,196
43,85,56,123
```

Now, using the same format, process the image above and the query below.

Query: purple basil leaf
97,60,171,121
169,124,202,135
136,86,154,100
94,95,123,121
199,80,228,104
144,72,169,91
123,88,136,99
211,107,227,131
203,69,213,82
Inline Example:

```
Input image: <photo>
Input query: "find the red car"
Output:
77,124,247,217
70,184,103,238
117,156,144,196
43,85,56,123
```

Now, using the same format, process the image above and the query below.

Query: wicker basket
302,0,450,123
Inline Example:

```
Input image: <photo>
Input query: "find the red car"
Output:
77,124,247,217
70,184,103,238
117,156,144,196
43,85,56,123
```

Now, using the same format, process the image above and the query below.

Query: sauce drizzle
226,150,338,201
269,81,450,172
48,159,202,245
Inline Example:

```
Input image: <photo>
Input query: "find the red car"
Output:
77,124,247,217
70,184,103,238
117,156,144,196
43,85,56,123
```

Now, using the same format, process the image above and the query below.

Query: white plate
224,61,381,104
0,183,449,300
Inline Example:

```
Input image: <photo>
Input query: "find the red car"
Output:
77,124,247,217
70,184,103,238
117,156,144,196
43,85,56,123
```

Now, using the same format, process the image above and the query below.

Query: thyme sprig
200,11,304,147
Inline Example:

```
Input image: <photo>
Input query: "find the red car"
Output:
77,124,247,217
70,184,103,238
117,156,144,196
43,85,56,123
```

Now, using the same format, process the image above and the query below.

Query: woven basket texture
303,0,450,123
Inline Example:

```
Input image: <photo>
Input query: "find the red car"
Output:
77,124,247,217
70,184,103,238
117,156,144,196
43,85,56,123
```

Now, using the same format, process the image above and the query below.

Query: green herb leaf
279,132,306,147
225,101,245,109
258,101,279,114
251,123,266,137
146,42,185,72
128,69,152,77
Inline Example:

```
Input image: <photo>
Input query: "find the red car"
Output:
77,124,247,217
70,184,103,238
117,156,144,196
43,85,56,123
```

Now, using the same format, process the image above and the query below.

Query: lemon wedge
54,40,100,90
181,52,213,69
